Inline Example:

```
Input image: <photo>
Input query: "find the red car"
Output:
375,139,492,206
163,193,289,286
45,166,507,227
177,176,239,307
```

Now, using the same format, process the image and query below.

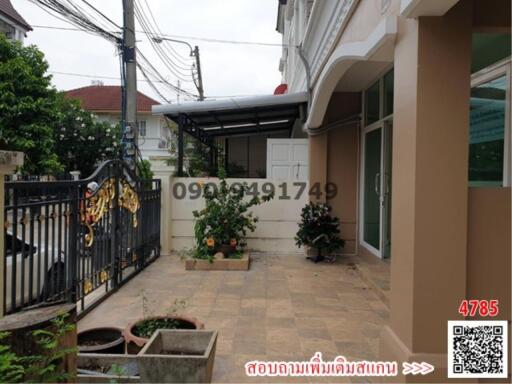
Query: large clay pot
123,315,204,354
78,327,125,354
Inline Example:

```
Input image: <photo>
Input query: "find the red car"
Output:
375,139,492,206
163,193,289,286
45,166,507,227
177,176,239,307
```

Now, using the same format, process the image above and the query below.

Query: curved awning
306,17,397,129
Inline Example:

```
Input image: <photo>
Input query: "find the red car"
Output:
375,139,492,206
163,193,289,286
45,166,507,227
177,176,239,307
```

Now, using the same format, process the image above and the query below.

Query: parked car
4,233,66,312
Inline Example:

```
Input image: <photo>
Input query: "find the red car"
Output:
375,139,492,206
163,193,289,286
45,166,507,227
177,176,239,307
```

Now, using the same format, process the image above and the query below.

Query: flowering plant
192,169,273,261
295,202,344,262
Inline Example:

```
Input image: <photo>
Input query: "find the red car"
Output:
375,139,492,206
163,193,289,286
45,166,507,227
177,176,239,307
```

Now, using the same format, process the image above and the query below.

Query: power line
28,0,196,101
133,1,194,80
31,24,293,47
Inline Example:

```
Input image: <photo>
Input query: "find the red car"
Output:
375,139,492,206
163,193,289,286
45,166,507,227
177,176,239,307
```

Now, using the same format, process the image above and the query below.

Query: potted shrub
138,329,218,383
295,202,345,263
192,169,273,262
123,297,204,354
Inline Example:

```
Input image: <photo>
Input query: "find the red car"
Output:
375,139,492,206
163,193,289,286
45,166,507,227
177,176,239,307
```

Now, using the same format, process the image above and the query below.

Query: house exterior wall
0,12,28,42
279,0,511,381
93,112,172,160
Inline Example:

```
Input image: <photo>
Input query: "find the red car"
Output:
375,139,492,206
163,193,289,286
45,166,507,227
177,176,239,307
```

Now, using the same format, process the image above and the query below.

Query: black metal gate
3,160,161,316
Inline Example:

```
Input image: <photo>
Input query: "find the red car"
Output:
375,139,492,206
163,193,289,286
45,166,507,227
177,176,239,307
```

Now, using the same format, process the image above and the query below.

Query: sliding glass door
361,122,392,258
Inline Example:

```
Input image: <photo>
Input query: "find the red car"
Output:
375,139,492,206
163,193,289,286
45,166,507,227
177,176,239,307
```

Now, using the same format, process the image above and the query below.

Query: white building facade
0,0,32,42
65,85,174,163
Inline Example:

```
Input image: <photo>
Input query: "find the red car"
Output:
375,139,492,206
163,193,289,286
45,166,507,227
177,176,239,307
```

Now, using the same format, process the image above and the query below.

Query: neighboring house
65,85,173,162
0,0,32,42
277,0,510,381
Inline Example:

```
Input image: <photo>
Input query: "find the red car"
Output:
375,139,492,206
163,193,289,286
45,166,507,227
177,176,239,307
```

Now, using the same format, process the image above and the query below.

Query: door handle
374,172,381,196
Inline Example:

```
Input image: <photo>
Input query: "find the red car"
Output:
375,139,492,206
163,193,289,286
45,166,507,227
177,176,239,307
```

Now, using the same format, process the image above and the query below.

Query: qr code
448,320,508,378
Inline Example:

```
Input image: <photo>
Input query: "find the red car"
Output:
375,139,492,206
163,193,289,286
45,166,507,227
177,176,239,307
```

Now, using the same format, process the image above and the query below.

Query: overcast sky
13,0,283,103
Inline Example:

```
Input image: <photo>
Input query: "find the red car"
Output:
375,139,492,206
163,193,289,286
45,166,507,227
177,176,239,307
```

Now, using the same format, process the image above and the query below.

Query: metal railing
3,160,161,316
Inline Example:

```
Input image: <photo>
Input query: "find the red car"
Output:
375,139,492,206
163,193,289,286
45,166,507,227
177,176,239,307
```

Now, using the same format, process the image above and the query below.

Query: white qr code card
448,320,508,379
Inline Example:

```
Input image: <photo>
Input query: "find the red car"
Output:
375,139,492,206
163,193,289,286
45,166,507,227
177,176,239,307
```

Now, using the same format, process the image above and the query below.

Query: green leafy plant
109,363,125,384
0,312,76,383
192,169,273,261
295,202,345,262
137,159,153,180
134,294,192,338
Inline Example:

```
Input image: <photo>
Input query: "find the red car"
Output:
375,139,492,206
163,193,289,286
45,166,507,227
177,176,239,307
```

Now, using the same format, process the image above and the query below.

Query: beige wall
467,187,511,320
323,93,362,255
327,125,359,255
388,0,473,356
307,92,362,254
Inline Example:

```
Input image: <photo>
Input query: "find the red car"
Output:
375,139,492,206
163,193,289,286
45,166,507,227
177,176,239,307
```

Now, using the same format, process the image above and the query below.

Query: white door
266,139,309,180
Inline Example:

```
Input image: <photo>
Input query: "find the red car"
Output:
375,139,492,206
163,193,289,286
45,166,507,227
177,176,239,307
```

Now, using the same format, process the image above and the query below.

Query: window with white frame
137,120,147,137
469,59,510,187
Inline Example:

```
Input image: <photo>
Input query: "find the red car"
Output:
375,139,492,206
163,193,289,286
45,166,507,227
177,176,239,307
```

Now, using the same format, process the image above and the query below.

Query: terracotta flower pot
123,315,204,354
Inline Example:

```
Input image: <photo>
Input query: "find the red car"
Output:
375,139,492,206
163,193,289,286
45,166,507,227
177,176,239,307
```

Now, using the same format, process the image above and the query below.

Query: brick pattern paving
78,253,389,383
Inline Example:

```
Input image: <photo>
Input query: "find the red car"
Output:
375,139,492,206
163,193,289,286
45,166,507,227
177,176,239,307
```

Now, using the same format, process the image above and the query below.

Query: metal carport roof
152,92,308,141
152,92,308,176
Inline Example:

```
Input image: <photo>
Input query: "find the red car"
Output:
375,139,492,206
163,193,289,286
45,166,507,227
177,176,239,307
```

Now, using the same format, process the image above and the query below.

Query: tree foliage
0,35,62,174
53,96,120,177
0,36,120,176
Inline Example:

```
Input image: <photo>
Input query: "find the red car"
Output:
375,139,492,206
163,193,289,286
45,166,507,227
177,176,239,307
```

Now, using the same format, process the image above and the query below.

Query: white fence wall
169,178,308,253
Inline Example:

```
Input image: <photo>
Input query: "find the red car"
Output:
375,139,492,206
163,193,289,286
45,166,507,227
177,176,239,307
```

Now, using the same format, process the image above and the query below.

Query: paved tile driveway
79,253,389,383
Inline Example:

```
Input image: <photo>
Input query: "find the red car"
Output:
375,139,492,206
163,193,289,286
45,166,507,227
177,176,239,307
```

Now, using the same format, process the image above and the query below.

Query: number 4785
458,299,499,317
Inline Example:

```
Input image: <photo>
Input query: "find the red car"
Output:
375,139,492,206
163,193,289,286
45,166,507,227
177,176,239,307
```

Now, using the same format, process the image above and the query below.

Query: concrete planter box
138,330,218,383
185,252,250,271
77,354,140,383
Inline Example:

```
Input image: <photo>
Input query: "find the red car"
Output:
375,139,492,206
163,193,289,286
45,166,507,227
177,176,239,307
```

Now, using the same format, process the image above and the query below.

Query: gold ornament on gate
118,180,140,228
82,177,140,248
100,270,108,283
83,279,93,294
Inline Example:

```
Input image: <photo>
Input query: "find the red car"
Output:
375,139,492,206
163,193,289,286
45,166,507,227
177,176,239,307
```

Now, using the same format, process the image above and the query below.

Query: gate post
152,161,173,256
68,184,79,303
0,152,23,317
111,162,121,289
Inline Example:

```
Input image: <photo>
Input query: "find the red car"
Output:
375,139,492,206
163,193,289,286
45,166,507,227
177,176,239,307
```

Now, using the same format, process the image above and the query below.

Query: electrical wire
133,0,195,80
139,0,193,66
31,24,293,47
29,0,195,101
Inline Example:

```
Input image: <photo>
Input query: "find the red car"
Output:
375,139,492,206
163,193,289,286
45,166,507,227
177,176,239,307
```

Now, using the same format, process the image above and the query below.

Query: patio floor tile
78,253,389,383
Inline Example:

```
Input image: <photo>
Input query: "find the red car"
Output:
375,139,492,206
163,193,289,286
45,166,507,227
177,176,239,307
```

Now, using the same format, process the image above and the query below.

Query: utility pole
193,46,205,101
152,37,205,101
122,0,138,171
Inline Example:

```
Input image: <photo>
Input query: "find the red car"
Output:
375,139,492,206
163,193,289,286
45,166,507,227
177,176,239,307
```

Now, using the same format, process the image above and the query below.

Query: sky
13,0,284,104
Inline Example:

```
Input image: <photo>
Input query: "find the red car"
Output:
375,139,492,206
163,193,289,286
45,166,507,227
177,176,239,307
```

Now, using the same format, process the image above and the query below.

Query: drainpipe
297,44,312,112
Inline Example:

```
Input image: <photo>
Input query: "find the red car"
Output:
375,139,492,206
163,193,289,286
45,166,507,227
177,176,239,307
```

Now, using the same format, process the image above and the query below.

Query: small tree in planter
295,202,345,263
192,169,273,261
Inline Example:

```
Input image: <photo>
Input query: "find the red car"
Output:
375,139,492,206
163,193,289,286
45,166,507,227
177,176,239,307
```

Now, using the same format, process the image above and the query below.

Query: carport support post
0,152,24,317
177,114,185,177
